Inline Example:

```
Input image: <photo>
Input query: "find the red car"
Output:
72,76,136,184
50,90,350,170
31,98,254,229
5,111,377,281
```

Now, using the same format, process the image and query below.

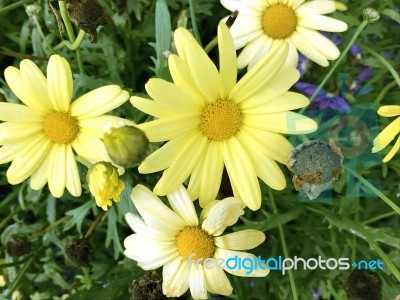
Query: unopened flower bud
87,162,125,211
0,275,6,287
26,4,41,17
6,235,31,258
103,126,149,168
363,8,380,23
129,271,166,300
11,290,23,300
65,238,93,267
334,1,348,12
287,139,344,200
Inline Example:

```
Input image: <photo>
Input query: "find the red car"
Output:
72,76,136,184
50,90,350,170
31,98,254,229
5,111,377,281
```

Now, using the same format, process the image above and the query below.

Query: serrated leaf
64,201,93,233
105,207,123,259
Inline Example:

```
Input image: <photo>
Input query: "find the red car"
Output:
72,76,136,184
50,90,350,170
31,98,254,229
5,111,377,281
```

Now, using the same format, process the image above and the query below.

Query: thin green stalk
363,211,397,225
204,37,217,54
188,0,201,45
268,189,298,300
0,0,31,14
0,256,32,270
374,80,397,104
54,30,86,50
6,256,34,297
58,0,84,73
299,21,369,114
0,188,19,210
360,45,400,88
28,215,70,241
32,15,55,54
0,208,20,231
344,165,400,215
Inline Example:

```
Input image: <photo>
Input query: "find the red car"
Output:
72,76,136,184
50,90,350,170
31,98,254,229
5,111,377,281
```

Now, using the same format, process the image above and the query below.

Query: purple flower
294,82,350,113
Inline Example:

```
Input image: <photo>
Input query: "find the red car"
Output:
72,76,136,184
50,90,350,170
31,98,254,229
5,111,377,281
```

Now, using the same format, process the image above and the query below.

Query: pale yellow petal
131,184,186,235
79,115,136,139
47,143,67,198
243,112,318,134
139,132,195,174
6,135,51,184
138,114,200,142
240,66,299,109
378,105,400,117
189,264,208,299
0,103,43,122
153,133,208,195
130,96,174,118
163,257,190,297
0,122,42,145
372,117,400,152
215,229,265,250
218,22,237,99
247,37,274,69
125,213,170,241
204,267,232,296
215,248,270,277
230,41,288,102
223,138,261,210
0,137,36,164
383,136,400,162
65,144,81,197
242,92,309,114
71,85,129,119
237,35,270,69
145,78,203,111
4,66,50,114
167,185,199,227
199,141,224,208
175,28,220,102
201,197,244,236
30,147,51,191
187,156,205,201
47,55,72,112
240,125,292,164
72,133,109,163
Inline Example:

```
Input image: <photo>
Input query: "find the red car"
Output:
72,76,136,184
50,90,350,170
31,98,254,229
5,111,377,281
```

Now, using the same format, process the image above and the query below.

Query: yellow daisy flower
124,184,268,299
131,23,317,210
372,105,400,162
0,55,131,197
221,0,348,68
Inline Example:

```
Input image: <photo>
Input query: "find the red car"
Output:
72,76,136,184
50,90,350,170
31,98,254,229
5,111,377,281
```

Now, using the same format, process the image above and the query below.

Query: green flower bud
363,8,380,23
26,4,41,17
287,139,344,200
103,126,149,168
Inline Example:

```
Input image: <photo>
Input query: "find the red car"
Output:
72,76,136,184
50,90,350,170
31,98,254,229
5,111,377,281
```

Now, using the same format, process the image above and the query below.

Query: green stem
58,0,84,73
0,0,31,14
32,15,55,54
28,215,70,241
0,256,32,270
188,0,201,45
0,208,20,231
344,165,400,215
204,37,217,54
6,256,34,297
54,30,86,50
360,45,400,88
299,20,369,114
0,188,19,211
268,189,298,300
374,80,397,104
363,211,397,225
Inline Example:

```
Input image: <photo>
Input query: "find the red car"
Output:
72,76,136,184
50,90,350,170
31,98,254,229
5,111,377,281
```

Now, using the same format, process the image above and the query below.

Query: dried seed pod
66,0,112,43
65,238,93,267
129,271,166,300
6,235,31,258
287,139,344,200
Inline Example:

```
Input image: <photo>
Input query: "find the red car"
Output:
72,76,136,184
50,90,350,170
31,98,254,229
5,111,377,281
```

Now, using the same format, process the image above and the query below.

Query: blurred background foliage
0,0,399,299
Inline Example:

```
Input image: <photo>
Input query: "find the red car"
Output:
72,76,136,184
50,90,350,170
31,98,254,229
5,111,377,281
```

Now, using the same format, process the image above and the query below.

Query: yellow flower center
262,4,297,39
176,227,215,262
43,111,79,144
200,100,241,141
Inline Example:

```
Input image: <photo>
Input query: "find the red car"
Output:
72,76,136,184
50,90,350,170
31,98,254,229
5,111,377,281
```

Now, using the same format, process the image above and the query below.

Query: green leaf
116,172,136,217
105,207,123,259
64,201,93,233
382,8,400,24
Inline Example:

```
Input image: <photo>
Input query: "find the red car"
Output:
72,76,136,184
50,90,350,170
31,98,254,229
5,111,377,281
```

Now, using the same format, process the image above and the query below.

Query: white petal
189,264,208,299
131,184,186,236
163,257,190,297
201,197,244,236
167,185,199,227
296,0,336,15
125,213,172,241
298,14,348,32
215,230,266,250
